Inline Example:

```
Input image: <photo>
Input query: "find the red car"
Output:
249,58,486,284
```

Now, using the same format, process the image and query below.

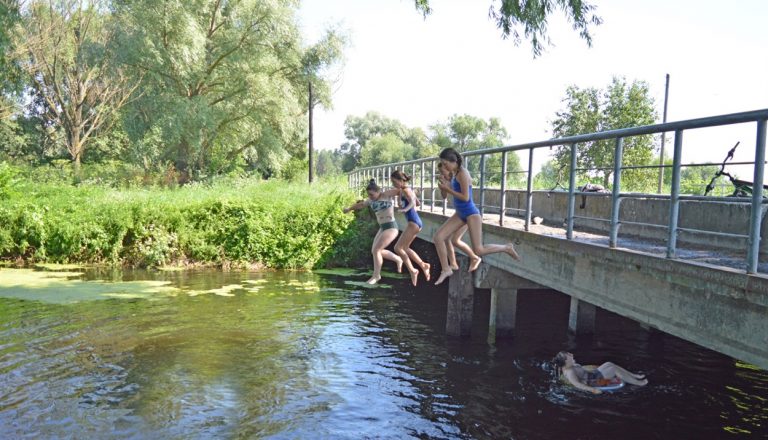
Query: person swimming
433,148,521,285
552,351,648,394
390,170,430,286
343,179,403,284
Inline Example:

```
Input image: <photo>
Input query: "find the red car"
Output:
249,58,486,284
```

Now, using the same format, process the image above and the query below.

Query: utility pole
657,73,670,193
308,81,314,184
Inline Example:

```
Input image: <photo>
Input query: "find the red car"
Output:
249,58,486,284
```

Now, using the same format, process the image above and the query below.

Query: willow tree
414,0,602,56
10,0,140,169
115,0,343,180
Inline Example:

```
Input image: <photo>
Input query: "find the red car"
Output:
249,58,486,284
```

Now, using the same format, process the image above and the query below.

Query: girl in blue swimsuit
344,179,404,285
433,148,521,285
390,170,430,286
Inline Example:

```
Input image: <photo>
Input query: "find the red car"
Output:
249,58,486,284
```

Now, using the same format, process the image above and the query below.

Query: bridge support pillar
568,297,596,334
446,256,474,337
488,288,517,343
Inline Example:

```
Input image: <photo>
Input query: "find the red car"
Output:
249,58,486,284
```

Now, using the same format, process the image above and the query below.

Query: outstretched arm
379,188,401,198
343,200,368,214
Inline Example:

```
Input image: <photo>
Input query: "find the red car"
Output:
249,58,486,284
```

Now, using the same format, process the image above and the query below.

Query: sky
297,0,768,177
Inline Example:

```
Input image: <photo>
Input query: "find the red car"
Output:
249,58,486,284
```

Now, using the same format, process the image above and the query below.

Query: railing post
667,130,684,258
420,162,425,210
747,119,767,273
430,160,436,212
479,154,486,216
525,148,534,231
499,151,507,226
566,143,577,239
609,137,624,248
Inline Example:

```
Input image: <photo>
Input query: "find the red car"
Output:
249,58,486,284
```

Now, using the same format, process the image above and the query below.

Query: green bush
0,175,365,269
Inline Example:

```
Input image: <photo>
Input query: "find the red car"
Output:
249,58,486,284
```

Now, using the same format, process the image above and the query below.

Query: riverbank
0,174,375,269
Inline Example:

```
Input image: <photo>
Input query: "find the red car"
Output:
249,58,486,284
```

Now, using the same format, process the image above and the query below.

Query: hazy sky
298,0,768,175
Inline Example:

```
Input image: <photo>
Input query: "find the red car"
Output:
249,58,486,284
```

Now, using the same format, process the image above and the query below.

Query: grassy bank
0,172,375,269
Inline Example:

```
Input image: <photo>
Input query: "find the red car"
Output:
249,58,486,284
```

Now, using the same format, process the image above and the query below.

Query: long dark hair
366,179,380,192
439,148,463,169
390,170,411,183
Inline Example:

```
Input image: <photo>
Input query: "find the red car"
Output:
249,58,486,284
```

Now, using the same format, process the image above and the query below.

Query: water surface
0,267,765,439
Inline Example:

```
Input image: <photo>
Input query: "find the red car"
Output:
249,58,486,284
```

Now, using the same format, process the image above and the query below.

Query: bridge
347,109,768,371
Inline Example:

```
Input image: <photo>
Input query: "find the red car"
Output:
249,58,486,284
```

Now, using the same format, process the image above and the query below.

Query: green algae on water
0,268,180,304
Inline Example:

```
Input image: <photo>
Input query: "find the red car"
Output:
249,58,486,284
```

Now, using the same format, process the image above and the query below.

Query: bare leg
465,215,521,260
597,362,648,386
394,222,422,286
433,215,465,285
446,238,459,270
369,228,401,284
400,223,430,282
451,225,481,271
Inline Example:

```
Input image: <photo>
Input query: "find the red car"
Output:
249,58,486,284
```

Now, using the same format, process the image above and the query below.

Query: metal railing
348,109,768,274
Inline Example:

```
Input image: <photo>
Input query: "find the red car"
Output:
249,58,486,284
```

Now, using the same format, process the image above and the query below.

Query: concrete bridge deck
440,205,768,274
406,210,768,371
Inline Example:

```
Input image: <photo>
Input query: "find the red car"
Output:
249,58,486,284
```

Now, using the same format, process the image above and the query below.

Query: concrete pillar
568,297,596,334
446,257,474,337
488,288,518,343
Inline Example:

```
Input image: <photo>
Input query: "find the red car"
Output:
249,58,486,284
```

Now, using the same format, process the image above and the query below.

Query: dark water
0,267,766,439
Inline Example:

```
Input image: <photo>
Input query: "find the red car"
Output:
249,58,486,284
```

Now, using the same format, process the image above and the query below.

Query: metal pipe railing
347,108,768,274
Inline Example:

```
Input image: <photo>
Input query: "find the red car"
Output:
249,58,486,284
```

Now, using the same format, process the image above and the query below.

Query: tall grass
0,171,371,269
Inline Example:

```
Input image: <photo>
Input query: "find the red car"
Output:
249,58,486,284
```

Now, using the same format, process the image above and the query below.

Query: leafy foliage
0,171,361,269
550,77,658,189
414,0,602,56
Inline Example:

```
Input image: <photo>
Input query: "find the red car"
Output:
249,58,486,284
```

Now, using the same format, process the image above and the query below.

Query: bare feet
396,258,403,273
409,269,419,286
366,276,381,285
505,244,521,261
468,256,482,272
449,262,459,271
435,270,453,285
421,263,431,281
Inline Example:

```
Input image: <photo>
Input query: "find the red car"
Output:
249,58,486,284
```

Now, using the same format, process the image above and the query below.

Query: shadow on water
0,266,766,439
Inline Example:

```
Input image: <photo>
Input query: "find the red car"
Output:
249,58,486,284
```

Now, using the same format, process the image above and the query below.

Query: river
0,267,765,439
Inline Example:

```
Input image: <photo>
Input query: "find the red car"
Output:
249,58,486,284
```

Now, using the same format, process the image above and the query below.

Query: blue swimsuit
401,193,423,229
452,177,480,222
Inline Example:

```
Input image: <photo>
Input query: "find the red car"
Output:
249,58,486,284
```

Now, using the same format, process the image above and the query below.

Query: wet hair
552,351,569,368
366,179,380,192
390,170,411,182
439,148,463,169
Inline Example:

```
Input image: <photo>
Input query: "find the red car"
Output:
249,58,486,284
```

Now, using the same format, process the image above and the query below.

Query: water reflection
0,268,765,439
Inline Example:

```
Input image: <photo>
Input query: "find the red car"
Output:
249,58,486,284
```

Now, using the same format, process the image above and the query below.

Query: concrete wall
411,211,768,371
427,188,768,254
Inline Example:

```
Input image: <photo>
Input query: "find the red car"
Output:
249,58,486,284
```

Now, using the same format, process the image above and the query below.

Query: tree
359,133,415,168
430,114,522,187
414,0,602,56
115,0,344,181
551,77,657,188
0,0,22,120
314,149,342,177
10,0,141,171
339,112,409,171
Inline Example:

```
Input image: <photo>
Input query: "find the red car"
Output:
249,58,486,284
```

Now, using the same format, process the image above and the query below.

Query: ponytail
390,169,411,183
366,179,380,192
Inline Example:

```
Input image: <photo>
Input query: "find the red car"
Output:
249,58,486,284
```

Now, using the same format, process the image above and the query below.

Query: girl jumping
390,170,430,286
343,179,403,285
433,148,520,285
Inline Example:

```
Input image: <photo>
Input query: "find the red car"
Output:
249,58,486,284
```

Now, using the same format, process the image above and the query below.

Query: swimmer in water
552,351,648,394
